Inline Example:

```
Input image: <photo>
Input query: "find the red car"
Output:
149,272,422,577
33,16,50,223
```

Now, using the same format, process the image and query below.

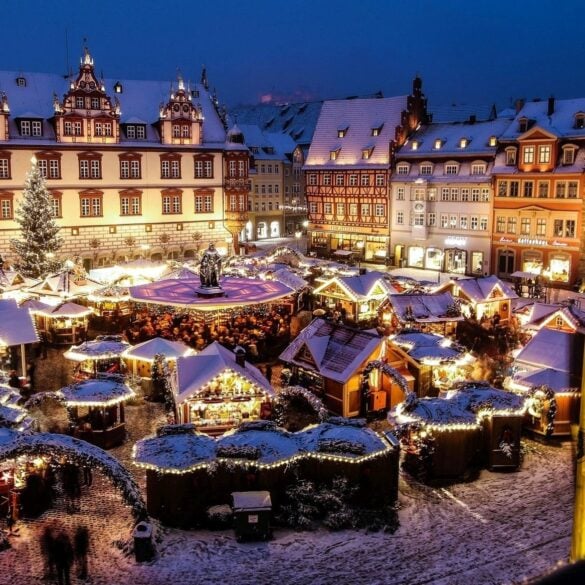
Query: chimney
234,346,246,368
548,96,555,116
515,99,525,113
468,114,476,124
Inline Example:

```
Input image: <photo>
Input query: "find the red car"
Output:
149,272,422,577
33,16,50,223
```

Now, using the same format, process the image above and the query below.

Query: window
161,155,181,179
120,191,142,216
413,188,425,201
268,185,273,194
372,125,383,136
428,188,437,201
440,214,449,228
349,203,358,215
337,127,348,138
496,216,506,233
76,96,85,109
575,113,585,129
471,163,485,175
498,181,508,197
194,157,213,178
562,147,576,165
162,191,182,214
441,187,449,201
413,213,425,226
375,203,385,217
396,164,409,175
445,163,458,175
275,185,279,193
523,146,535,164
20,120,43,136
450,188,459,201
194,193,214,213
481,188,490,201
471,188,480,202
95,122,112,137
450,214,457,228
330,149,339,160
349,174,358,186
375,174,385,186
361,203,370,217
267,165,273,174
523,181,533,198
324,202,332,214
64,120,83,136
91,97,100,109
520,217,531,235
0,193,13,219
568,181,578,198
336,202,344,216
362,148,372,159
507,217,517,234
555,182,566,198
119,157,141,179
335,174,344,186
360,175,370,186
260,165,266,174
536,218,546,236
470,216,479,230
538,145,551,164
261,185,266,194
460,215,468,230
506,148,517,165
309,202,317,214
509,181,519,197
79,192,103,217
396,211,404,225
566,220,576,238
434,139,442,150
428,212,436,227
538,181,549,198
78,154,102,179
308,174,317,186
323,173,331,186
0,157,10,179
396,187,405,201
238,160,246,177
36,156,61,179
479,217,488,231
461,189,470,202
420,163,433,175
553,219,563,236
51,193,61,218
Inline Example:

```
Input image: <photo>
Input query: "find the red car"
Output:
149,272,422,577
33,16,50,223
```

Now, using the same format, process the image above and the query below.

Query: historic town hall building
0,49,249,268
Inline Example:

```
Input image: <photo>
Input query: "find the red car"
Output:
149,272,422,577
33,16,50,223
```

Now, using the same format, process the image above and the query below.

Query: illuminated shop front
522,251,543,275
425,248,443,271
444,249,467,274
309,231,390,263
548,254,570,283
408,246,424,268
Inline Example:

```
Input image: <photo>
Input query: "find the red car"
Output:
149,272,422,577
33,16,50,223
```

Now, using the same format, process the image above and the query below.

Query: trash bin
232,491,272,542
133,521,155,562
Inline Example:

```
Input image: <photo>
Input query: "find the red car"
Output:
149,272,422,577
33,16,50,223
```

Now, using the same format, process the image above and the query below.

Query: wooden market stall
171,342,274,436
61,375,135,449
279,318,384,417
64,335,131,380
26,265,101,304
36,302,93,345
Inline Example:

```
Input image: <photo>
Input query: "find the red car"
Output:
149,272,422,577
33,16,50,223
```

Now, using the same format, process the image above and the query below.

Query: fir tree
10,156,63,278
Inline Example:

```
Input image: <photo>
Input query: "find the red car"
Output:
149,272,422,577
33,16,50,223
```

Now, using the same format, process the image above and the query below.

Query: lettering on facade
444,236,467,246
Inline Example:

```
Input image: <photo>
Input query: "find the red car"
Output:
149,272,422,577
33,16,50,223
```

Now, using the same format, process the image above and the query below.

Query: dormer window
434,139,443,150
411,140,419,151
575,113,585,129
91,97,100,110
19,119,43,137
371,124,383,137
562,145,577,165
362,147,374,160
124,124,146,140
419,163,433,175
396,163,410,175
518,117,529,133
505,147,517,166
445,162,459,175
337,126,348,138
330,148,340,161
471,162,486,175
459,137,468,149
15,76,26,87
114,82,123,94
489,135,497,147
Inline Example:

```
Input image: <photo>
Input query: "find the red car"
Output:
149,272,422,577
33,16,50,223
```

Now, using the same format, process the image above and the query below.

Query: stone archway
0,430,147,520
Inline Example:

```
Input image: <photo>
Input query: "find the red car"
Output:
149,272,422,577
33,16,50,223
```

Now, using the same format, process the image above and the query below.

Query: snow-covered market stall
61,375,135,448
64,335,131,380
35,302,93,345
171,342,274,436
133,419,399,527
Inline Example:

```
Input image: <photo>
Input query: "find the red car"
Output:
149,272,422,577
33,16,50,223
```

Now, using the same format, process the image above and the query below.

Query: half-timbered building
304,78,428,263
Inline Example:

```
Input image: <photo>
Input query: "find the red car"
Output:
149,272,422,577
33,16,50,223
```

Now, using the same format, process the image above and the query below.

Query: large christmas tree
10,156,63,278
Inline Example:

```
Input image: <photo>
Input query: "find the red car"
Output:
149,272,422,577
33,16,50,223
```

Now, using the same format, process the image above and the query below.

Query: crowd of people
124,306,293,361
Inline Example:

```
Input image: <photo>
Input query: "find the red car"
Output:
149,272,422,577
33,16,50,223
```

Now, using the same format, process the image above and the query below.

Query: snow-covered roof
305,96,407,168
500,97,585,140
512,300,560,327
440,276,518,304
238,124,298,160
27,269,101,299
388,292,463,323
37,301,93,318
269,269,309,291
159,265,199,281
18,298,51,312
279,318,383,384
174,342,273,404
0,298,39,346
391,332,471,364
428,102,499,124
512,368,576,393
60,376,135,406
87,285,131,302
514,328,581,374
122,337,195,362
129,276,295,311
448,382,526,413
314,270,397,300
396,396,478,427
64,336,131,361
0,269,39,292
0,70,227,145
397,118,511,158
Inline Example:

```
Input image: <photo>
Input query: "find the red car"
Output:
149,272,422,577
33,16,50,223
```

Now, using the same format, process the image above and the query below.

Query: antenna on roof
64,28,70,79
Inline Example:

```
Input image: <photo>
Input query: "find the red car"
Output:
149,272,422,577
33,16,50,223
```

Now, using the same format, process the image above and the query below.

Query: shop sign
552,240,568,247
518,237,548,246
499,237,514,243
445,236,467,246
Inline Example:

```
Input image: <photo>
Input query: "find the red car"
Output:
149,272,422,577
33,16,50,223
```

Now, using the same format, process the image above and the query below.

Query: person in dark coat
74,525,90,580
54,531,74,585
8,370,20,389
265,364,273,384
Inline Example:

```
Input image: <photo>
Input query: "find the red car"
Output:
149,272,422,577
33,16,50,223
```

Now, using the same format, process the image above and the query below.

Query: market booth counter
61,375,135,449
36,302,93,345
64,335,131,380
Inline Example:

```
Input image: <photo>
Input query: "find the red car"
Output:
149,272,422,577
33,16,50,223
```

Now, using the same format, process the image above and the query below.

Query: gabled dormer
517,126,558,173
0,92,9,141
53,47,120,144
158,74,203,145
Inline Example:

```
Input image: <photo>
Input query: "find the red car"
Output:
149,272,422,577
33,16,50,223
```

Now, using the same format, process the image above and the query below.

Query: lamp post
295,231,302,253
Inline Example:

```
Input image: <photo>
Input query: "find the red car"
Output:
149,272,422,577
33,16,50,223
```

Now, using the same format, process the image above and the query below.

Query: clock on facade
414,202,425,212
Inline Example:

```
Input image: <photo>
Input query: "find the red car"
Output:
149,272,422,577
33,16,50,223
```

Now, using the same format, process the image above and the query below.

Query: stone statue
199,243,222,288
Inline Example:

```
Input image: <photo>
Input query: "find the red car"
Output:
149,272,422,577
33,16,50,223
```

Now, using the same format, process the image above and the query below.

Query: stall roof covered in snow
514,327,581,373
64,336,130,361
448,382,526,413
314,270,397,300
0,298,39,346
512,368,576,393
0,269,39,292
26,269,101,299
388,292,463,323
173,342,273,404
36,301,93,318
269,269,309,292
391,332,470,363
396,396,479,426
438,276,517,303
279,318,383,384
122,337,195,362
61,376,135,406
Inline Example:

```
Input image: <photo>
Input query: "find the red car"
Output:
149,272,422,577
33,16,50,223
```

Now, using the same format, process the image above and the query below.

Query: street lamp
295,231,302,253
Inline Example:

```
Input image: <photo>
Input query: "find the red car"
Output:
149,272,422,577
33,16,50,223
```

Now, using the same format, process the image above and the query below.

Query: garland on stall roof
361,361,411,398
273,386,329,426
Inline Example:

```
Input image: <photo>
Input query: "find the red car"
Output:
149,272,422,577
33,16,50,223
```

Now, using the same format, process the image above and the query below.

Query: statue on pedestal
199,243,222,288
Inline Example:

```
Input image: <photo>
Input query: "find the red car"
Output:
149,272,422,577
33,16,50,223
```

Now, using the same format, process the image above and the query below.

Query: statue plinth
194,286,226,299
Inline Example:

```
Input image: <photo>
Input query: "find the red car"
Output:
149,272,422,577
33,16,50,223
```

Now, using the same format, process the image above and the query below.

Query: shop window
522,251,542,275
445,249,467,274
549,255,570,282
425,248,443,270
408,246,424,268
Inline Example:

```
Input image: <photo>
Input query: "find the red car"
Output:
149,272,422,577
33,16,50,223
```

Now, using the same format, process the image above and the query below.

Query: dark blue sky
3,0,584,109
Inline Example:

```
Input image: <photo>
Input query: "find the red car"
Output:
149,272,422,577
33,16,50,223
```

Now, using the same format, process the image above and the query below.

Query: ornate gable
53,47,120,144
158,75,203,145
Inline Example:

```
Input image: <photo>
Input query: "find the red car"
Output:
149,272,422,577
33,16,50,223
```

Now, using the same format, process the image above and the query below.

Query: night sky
3,0,585,110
